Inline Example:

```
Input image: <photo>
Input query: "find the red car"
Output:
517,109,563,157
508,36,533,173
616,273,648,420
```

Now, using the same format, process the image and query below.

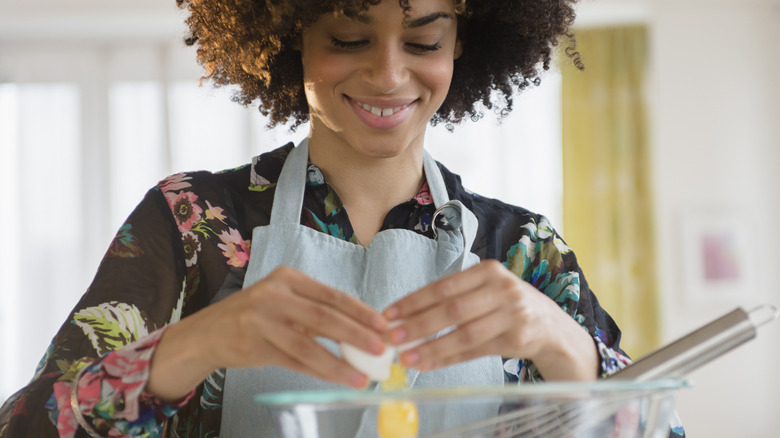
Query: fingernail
369,337,386,355
389,327,407,344
350,373,368,389
371,315,387,331
384,306,399,319
401,350,419,367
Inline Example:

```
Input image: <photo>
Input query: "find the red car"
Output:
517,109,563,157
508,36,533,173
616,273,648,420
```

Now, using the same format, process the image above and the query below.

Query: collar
249,146,434,206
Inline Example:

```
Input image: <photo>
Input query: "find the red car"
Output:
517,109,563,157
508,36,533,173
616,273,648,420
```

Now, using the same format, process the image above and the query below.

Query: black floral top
1,143,681,438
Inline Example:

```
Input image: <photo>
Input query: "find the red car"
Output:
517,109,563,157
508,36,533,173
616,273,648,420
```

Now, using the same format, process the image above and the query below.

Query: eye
331,38,368,51
406,42,442,54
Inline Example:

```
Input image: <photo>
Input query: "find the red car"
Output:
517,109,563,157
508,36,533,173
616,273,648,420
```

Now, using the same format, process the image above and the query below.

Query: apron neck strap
422,149,450,208
433,200,479,272
269,138,311,225
421,149,479,267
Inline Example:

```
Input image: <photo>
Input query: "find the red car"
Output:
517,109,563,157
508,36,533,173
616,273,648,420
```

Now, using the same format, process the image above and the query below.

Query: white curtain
0,39,562,400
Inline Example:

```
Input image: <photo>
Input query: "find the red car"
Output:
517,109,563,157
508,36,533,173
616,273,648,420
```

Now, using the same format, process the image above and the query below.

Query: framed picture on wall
680,210,757,305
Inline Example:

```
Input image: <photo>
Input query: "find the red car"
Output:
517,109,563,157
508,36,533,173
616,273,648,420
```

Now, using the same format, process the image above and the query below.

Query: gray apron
219,139,504,437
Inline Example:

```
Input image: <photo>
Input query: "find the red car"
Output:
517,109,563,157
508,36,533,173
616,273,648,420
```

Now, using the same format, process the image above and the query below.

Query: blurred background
0,0,778,436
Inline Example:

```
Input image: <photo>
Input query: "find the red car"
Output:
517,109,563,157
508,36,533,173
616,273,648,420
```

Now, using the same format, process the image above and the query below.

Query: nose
361,43,408,94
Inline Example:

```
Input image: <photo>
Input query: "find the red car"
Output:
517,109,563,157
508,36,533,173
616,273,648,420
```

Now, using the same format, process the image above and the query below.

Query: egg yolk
381,363,409,391
378,363,419,438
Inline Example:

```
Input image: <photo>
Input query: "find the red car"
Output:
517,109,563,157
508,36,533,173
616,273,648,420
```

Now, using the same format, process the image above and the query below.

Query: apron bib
218,140,504,437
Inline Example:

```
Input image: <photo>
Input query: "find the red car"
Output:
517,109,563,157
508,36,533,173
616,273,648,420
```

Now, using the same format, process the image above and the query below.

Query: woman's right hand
146,266,388,402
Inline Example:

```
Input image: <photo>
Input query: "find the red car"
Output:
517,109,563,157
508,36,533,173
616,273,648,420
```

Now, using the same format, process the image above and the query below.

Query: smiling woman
0,0,670,437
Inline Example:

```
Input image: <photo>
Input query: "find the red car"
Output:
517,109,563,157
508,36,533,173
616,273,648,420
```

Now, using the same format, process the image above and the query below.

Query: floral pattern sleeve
50,328,193,438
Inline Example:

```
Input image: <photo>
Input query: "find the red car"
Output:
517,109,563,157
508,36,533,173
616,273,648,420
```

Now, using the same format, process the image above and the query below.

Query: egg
340,321,425,382
340,342,397,381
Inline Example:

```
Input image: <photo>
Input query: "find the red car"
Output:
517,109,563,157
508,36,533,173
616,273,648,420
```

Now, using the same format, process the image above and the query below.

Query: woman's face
301,0,461,160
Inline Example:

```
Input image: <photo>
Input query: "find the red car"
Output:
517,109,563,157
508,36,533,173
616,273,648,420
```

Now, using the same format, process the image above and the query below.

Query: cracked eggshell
340,343,396,382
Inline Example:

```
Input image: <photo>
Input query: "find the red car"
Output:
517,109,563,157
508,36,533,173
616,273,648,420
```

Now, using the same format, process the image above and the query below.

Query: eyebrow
353,12,455,28
405,12,455,28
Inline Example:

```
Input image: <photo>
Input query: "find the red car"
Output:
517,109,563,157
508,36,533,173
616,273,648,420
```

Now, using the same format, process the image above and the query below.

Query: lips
354,101,412,117
347,96,417,130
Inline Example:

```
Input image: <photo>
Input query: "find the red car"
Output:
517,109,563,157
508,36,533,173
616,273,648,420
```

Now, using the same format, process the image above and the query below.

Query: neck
307,136,425,245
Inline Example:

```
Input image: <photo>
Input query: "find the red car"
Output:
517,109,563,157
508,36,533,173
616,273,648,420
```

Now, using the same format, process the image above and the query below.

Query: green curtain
561,26,658,357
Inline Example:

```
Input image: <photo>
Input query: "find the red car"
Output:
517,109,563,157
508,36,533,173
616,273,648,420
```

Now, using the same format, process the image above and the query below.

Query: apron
218,139,504,437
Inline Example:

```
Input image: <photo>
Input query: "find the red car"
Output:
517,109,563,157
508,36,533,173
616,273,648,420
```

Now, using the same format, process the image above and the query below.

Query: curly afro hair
177,0,581,130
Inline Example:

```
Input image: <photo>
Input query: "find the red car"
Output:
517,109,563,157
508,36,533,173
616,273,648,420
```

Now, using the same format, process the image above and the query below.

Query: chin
355,135,422,160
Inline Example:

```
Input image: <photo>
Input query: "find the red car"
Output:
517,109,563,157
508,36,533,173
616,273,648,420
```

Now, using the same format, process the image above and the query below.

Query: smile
354,101,411,117
347,96,417,130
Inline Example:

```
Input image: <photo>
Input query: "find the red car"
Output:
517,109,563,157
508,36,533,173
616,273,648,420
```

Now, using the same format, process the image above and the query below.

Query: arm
145,265,389,402
384,215,631,381
1,172,390,437
499,215,631,380
497,217,685,437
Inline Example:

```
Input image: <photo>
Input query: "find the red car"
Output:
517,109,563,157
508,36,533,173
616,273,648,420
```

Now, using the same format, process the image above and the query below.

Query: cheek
303,53,353,103
418,60,455,99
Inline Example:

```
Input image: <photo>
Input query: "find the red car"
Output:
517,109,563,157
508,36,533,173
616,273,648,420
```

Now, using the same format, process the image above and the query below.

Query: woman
0,0,649,436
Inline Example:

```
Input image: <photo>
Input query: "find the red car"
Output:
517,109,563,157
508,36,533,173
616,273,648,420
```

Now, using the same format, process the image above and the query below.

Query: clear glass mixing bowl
254,379,689,438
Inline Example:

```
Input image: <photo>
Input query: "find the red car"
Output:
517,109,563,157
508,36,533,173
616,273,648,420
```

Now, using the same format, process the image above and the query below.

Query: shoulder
156,143,294,195
154,143,294,222
154,167,249,237
155,163,250,201
436,159,554,241
248,142,295,191
147,144,294,272
437,159,578,285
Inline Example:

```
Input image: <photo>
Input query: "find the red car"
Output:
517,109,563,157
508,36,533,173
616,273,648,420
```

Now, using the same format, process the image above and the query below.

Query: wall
581,0,780,436
577,0,780,435
649,0,780,436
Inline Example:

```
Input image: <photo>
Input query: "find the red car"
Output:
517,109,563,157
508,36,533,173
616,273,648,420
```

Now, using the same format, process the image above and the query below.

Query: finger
388,289,511,345
384,260,503,320
416,337,506,371
387,282,511,346
398,308,513,369
267,266,387,332
262,320,369,388
272,289,388,356
290,322,309,335
270,350,369,389
249,267,387,354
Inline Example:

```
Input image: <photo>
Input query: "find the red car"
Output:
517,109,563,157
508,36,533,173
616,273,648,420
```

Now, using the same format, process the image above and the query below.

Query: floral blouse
0,143,682,438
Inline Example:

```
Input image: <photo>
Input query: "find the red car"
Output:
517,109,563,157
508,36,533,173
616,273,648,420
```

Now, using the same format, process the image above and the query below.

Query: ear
453,39,463,60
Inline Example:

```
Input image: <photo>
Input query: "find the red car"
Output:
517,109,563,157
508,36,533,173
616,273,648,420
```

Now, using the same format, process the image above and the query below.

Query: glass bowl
254,379,689,438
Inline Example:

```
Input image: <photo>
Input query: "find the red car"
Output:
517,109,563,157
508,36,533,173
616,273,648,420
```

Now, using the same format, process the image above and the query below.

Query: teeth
359,101,405,117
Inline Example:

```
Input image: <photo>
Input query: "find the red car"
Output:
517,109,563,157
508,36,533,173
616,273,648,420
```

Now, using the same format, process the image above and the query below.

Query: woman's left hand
383,260,599,381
